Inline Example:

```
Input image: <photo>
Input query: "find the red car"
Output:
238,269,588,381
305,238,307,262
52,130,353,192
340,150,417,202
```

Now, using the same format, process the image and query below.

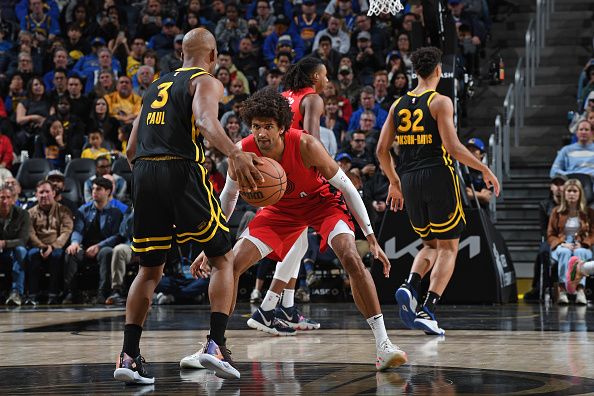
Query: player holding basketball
376,47,500,335
113,28,262,384
192,88,407,378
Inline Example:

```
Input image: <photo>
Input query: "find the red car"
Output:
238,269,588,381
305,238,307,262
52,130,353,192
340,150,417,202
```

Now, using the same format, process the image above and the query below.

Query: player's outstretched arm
193,76,264,191
301,135,391,277
376,102,404,211
432,95,501,197
126,111,141,169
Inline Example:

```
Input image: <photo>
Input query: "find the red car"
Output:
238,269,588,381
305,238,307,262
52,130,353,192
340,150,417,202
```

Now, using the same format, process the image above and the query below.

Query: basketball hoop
367,0,403,15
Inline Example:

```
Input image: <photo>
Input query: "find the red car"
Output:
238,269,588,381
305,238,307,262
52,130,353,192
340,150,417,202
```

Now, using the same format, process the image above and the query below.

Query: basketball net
367,0,404,15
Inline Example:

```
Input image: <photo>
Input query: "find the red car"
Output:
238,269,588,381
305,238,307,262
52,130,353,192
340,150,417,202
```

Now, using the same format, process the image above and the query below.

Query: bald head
182,28,217,73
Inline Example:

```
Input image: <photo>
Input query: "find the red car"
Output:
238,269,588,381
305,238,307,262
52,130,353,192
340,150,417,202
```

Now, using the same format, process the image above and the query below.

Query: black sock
423,291,441,313
210,312,229,346
123,324,142,357
406,272,422,291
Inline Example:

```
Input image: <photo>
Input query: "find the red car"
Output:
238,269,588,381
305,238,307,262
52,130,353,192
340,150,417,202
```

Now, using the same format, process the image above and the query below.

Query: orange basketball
240,157,287,207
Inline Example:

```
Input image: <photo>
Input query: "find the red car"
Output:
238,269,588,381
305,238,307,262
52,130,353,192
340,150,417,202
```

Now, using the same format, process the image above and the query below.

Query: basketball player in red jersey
191,88,407,378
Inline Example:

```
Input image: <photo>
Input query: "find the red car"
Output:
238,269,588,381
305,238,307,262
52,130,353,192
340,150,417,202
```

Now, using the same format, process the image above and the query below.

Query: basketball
240,157,287,207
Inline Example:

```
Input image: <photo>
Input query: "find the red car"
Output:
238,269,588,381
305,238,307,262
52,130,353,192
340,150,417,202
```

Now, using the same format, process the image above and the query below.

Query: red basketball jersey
241,128,344,217
282,87,316,130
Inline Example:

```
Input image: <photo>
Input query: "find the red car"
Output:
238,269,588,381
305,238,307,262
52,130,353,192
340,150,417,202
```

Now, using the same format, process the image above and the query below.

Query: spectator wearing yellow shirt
81,130,110,160
126,36,147,78
104,76,141,125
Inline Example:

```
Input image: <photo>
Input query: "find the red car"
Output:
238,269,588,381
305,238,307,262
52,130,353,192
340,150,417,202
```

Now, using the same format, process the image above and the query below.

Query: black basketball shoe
113,352,155,384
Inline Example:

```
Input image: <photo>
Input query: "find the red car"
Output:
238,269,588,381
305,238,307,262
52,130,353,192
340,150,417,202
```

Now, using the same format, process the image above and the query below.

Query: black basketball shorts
400,165,466,240
131,157,232,266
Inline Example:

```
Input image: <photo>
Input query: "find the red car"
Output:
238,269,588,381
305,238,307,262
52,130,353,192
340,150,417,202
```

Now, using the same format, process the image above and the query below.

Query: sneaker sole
413,319,445,336
376,351,408,371
114,368,155,384
198,354,240,380
285,321,321,330
247,318,296,336
180,357,205,369
395,288,416,329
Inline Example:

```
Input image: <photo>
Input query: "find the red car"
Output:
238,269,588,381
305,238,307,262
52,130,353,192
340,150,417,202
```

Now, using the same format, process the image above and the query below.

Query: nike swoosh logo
280,309,293,321
259,309,272,326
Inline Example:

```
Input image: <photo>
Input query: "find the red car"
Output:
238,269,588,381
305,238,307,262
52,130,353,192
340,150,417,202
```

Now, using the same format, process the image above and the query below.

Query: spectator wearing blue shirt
18,0,60,40
147,18,178,58
263,14,305,70
73,38,122,93
43,48,69,91
292,0,324,52
348,86,388,132
63,177,123,304
550,120,594,180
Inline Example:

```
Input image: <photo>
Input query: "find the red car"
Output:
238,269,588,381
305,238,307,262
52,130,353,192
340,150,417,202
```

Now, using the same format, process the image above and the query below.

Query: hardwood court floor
1,303,594,395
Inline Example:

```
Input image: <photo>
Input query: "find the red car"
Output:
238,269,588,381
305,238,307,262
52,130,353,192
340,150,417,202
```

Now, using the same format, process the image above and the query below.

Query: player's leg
329,225,407,370
566,256,594,293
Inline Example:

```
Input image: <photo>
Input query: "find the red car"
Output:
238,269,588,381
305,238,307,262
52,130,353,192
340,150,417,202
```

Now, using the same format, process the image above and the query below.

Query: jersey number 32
397,109,424,133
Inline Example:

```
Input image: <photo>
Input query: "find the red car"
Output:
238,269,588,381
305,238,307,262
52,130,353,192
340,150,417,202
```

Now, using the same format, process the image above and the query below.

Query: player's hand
229,150,265,192
190,252,209,278
386,181,404,211
367,234,391,278
482,167,500,197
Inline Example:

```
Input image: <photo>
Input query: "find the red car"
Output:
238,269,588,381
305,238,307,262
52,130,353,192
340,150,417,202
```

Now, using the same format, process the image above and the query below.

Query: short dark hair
93,176,112,192
410,46,443,79
36,179,53,191
240,87,293,132
318,35,332,45
95,156,111,165
54,67,68,76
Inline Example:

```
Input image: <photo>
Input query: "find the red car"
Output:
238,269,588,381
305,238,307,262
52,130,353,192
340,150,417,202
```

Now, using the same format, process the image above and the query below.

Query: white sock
582,261,594,275
260,291,281,311
366,314,389,348
282,289,295,308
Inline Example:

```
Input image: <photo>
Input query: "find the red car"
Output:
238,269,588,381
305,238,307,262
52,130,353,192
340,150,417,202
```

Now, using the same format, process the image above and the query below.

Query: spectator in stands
204,153,225,193
224,114,243,143
354,110,379,148
322,95,349,150
133,65,154,98
348,86,388,132
5,73,27,115
386,51,405,82
337,65,361,109
47,68,69,104
104,75,141,125
217,51,250,94
81,130,109,160
181,8,215,34
26,180,73,306
524,174,567,301
550,120,594,179
578,66,594,113
89,70,116,102
340,130,376,180
293,0,323,52
323,79,353,122
321,125,338,158
448,0,486,51
233,38,260,92
373,70,391,111
335,152,352,173
547,179,594,305
106,208,133,305
463,138,493,209
313,15,350,55
15,76,54,153
125,36,146,78
20,0,60,41
43,48,69,92
311,35,340,79
67,75,91,125
148,17,178,58
88,98,120,148
117,124,131,155
69,2,99,40
82,47,121,94
63,177,122,304
137,0,166,41
34,117,69,170
264,68,284,91
215,67,231,101
84,157,126,203
103,174,128,214
274,50,293,73
389,70,409,99
395,33,413,72
252,0,276,36
8,50,36,88
263,14,305,69
0,184,30,306
54,95,85,145
108,31,131,73
159,35,182,74
351,14,388,55
64,24,89,65
0,124,13,171
45,170,78,215
215,3,248,54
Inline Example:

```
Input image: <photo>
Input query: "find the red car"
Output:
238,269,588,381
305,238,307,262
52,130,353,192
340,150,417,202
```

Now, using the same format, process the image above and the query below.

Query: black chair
566,173,593,203
112,157,132,188
62,177,82,207
64,158,96,192
16,158,52,195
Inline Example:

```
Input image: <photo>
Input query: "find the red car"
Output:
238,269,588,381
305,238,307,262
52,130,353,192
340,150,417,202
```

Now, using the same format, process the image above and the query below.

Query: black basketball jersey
392,90,451,174
133,67,211,163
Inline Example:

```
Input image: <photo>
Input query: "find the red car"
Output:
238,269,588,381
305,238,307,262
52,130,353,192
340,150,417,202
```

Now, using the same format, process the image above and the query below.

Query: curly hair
410,46,443,79
282,56,324,91
240,87,293,132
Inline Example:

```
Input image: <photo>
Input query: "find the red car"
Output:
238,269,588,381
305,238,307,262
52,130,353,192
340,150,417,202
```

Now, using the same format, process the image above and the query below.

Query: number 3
151,82,174,109
397,109,424,133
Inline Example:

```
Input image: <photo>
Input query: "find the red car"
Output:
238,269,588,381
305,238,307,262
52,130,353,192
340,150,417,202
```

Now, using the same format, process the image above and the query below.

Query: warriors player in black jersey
113,28,263,384
376,47,500,335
